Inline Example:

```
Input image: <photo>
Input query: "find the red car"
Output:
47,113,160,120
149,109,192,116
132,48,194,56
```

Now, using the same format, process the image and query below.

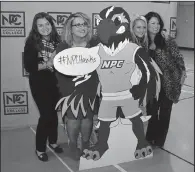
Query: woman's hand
46,59,53,68
46,60,54,72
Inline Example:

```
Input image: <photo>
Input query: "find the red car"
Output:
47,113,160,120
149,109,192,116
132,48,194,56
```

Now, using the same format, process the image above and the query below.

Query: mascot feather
82,6,162,161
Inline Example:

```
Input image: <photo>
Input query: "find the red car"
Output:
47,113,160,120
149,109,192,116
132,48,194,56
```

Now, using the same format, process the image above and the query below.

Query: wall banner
170,17,177,38
170,17,177,31
3,91,28,115
92,13,99,36
47,12,72,35
1,11,25,37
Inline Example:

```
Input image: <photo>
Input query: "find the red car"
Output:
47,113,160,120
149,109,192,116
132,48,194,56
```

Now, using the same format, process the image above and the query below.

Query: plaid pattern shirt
38,39,55,64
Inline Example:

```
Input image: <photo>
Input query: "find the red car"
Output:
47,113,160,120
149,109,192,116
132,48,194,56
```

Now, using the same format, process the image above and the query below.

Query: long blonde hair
61,12,92,46
130,15,148,50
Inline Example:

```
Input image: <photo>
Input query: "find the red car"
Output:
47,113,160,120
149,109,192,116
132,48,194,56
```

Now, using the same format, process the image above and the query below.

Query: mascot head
96,6,131,49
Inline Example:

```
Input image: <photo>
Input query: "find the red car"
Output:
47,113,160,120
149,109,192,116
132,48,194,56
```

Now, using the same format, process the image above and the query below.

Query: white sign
54,46,100,76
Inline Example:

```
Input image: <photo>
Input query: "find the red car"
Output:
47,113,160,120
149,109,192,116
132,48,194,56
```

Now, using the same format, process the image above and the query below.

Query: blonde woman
130,14,148,50
54,12,99,160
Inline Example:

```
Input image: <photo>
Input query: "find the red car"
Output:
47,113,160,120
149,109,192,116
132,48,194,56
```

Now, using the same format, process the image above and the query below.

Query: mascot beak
97,19,117,44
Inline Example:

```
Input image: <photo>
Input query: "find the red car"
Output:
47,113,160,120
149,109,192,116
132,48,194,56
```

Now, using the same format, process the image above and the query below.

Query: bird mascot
82,6,162,161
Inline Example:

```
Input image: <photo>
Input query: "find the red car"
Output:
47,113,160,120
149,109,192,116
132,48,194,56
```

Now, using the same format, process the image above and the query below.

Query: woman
54,12,99,160
130,14,148,50
24,12,63,162
144,11,187,147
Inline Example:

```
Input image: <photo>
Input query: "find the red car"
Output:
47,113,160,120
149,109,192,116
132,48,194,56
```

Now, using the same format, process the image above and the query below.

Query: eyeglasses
72,22,88,28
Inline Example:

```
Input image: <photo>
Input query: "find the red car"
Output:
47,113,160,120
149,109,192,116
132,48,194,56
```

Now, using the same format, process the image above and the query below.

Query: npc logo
3,91,28,115
1,11,25,37
101,60,124,69
48,12,71,35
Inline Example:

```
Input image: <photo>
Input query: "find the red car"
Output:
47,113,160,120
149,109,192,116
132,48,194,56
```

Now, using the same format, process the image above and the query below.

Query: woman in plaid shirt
24,12,63,162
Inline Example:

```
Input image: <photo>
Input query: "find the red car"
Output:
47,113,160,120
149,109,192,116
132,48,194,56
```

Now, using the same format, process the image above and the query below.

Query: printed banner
1,11,25,37
3,91,28,115
92,13,99,36
48,12,71,35
170,17,177,31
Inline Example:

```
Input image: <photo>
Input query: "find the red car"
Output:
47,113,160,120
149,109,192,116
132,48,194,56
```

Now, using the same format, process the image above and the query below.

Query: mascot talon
83,153,91,159
82,149,91,159
86,150,93,160
135,140,153,159
92,151,100,161
140,148,147,158
83,150,94,160
146,145,153,155
134,150,142,159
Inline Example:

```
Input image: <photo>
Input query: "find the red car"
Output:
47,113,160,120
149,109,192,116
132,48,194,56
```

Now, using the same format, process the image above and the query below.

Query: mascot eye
114,16,122,26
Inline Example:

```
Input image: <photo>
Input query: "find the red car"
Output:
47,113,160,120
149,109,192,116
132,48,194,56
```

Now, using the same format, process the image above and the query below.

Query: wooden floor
1,50,194,172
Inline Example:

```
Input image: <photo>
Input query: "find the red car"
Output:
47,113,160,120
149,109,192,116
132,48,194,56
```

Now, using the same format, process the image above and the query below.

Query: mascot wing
130,47,162,107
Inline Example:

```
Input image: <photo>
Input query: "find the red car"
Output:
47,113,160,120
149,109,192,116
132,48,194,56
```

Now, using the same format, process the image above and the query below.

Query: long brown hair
144,11,165,49
25,12,61,51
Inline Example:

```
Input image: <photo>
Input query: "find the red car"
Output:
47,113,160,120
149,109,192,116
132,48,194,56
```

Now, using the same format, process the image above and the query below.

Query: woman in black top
54,12,100,160
24,12,63,162
144,12,186,147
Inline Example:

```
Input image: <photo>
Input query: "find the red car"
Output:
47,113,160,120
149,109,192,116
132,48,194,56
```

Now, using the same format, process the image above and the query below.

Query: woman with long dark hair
24,12,63,162
144,12,186,147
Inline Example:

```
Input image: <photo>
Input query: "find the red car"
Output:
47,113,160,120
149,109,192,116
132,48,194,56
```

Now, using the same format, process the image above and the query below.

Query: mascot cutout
54,6,162,170
79,6,162,170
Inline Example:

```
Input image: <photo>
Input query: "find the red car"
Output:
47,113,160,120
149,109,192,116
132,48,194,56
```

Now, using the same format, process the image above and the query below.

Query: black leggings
29,74,59,152
146,88,173,146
